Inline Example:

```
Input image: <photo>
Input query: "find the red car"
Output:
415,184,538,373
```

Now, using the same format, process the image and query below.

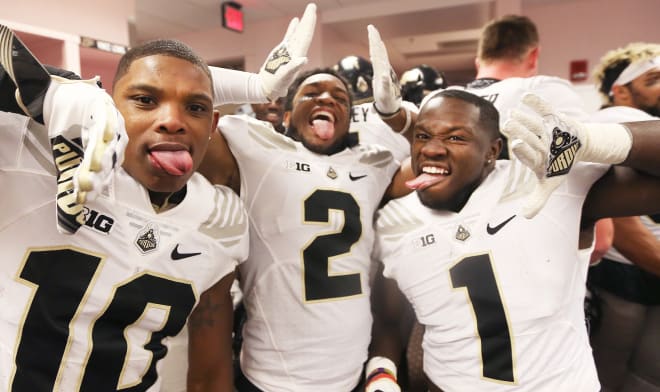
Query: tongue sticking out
311,119,335,140
405,173,446,190
150,150,193,176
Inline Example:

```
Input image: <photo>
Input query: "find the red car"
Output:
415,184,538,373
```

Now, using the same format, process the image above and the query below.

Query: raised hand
502,93,632,218
259,3,317,100
45,76,127,200
368,24,401,116
0,24,127,234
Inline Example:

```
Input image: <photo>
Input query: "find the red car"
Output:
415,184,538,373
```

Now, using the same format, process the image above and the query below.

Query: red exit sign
222,2,243,33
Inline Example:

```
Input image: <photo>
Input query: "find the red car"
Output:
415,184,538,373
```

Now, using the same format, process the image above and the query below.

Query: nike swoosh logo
349,173,367,181
171,244,201,260
486,215,516,235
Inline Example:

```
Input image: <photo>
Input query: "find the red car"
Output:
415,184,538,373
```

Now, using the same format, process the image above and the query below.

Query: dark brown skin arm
368,263,413,375
611,216,660,277
583,121,660,221
382,158,415,205
187,271,236,392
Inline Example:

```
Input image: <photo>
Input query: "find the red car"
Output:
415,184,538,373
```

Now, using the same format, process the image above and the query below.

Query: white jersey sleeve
0,112,249,391
209,67,267,106
219,115,399,391
375,160,608,392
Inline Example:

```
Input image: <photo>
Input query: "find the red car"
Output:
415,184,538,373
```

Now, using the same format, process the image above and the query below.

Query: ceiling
132,0,507,81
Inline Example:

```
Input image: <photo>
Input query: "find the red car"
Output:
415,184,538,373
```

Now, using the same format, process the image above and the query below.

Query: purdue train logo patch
546,127,581,177
135,224,159,253
264,46,291,74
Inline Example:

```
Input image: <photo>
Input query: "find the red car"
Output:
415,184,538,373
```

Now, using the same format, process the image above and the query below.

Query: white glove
368,24,401,116
364,356,401,392
44,75,128,233
502,93,632,219
258,3,317,100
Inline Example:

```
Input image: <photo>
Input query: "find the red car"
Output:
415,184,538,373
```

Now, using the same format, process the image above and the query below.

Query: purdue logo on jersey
455,225,470,241
547,127,581,177
52,135,86,233
135,223,159,253
327,166,338,179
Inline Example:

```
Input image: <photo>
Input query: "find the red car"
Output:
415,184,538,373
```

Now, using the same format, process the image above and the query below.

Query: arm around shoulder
187,271,236,392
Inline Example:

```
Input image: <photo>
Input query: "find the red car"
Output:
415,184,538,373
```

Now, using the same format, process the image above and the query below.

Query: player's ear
487,138,503,165
283,111,291,128
610,84,631,106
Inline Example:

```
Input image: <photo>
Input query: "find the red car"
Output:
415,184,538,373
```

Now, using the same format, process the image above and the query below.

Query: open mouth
405,165,450,190
148,144,193,176
309,110,336,140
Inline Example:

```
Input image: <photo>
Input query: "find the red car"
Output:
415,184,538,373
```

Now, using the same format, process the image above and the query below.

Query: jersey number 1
450,253,515,383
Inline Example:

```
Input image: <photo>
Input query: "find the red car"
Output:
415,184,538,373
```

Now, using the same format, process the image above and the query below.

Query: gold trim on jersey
449,251,518,386
10,245,107,392
117,303,171,389
300,187,365,304
75,270,197,391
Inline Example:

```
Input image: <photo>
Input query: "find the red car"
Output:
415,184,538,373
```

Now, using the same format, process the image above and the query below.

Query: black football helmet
400,64,447,106
333,55,373,104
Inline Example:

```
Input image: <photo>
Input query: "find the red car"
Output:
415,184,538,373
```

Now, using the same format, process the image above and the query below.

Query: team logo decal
52,135,86,234
135,223,159,253
263,46,291,74
327,166,338,180
546,127,581,177
455,225,470,242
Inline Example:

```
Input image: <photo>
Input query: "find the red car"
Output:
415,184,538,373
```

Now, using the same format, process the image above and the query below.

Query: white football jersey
457,76,589,123
375,160,609,391
219,115,399,392
349,101,413,163
449,76,588,158
0,113,249,391
590,106,660,265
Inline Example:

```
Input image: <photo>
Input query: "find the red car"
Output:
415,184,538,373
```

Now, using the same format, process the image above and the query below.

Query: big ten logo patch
286,160,311,172
83,207,114,234
416,233,436,248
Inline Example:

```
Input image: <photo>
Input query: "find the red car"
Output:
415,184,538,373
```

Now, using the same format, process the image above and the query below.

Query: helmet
400,65,447,106
333,55,373,104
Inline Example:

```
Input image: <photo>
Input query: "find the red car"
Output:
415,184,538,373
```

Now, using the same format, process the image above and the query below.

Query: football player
198,62,413,391
587,42,660,392
0,38,249,391
372,89,660,391
0,4,317,390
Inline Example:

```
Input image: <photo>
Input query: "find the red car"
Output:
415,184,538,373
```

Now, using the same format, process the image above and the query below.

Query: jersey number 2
450,253,515,383
303,190,362,302
13,248,196,391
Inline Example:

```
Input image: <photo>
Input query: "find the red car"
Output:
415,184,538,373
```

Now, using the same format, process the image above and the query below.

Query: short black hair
113,39,211,87
422,89,500,140
284,67,353,111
